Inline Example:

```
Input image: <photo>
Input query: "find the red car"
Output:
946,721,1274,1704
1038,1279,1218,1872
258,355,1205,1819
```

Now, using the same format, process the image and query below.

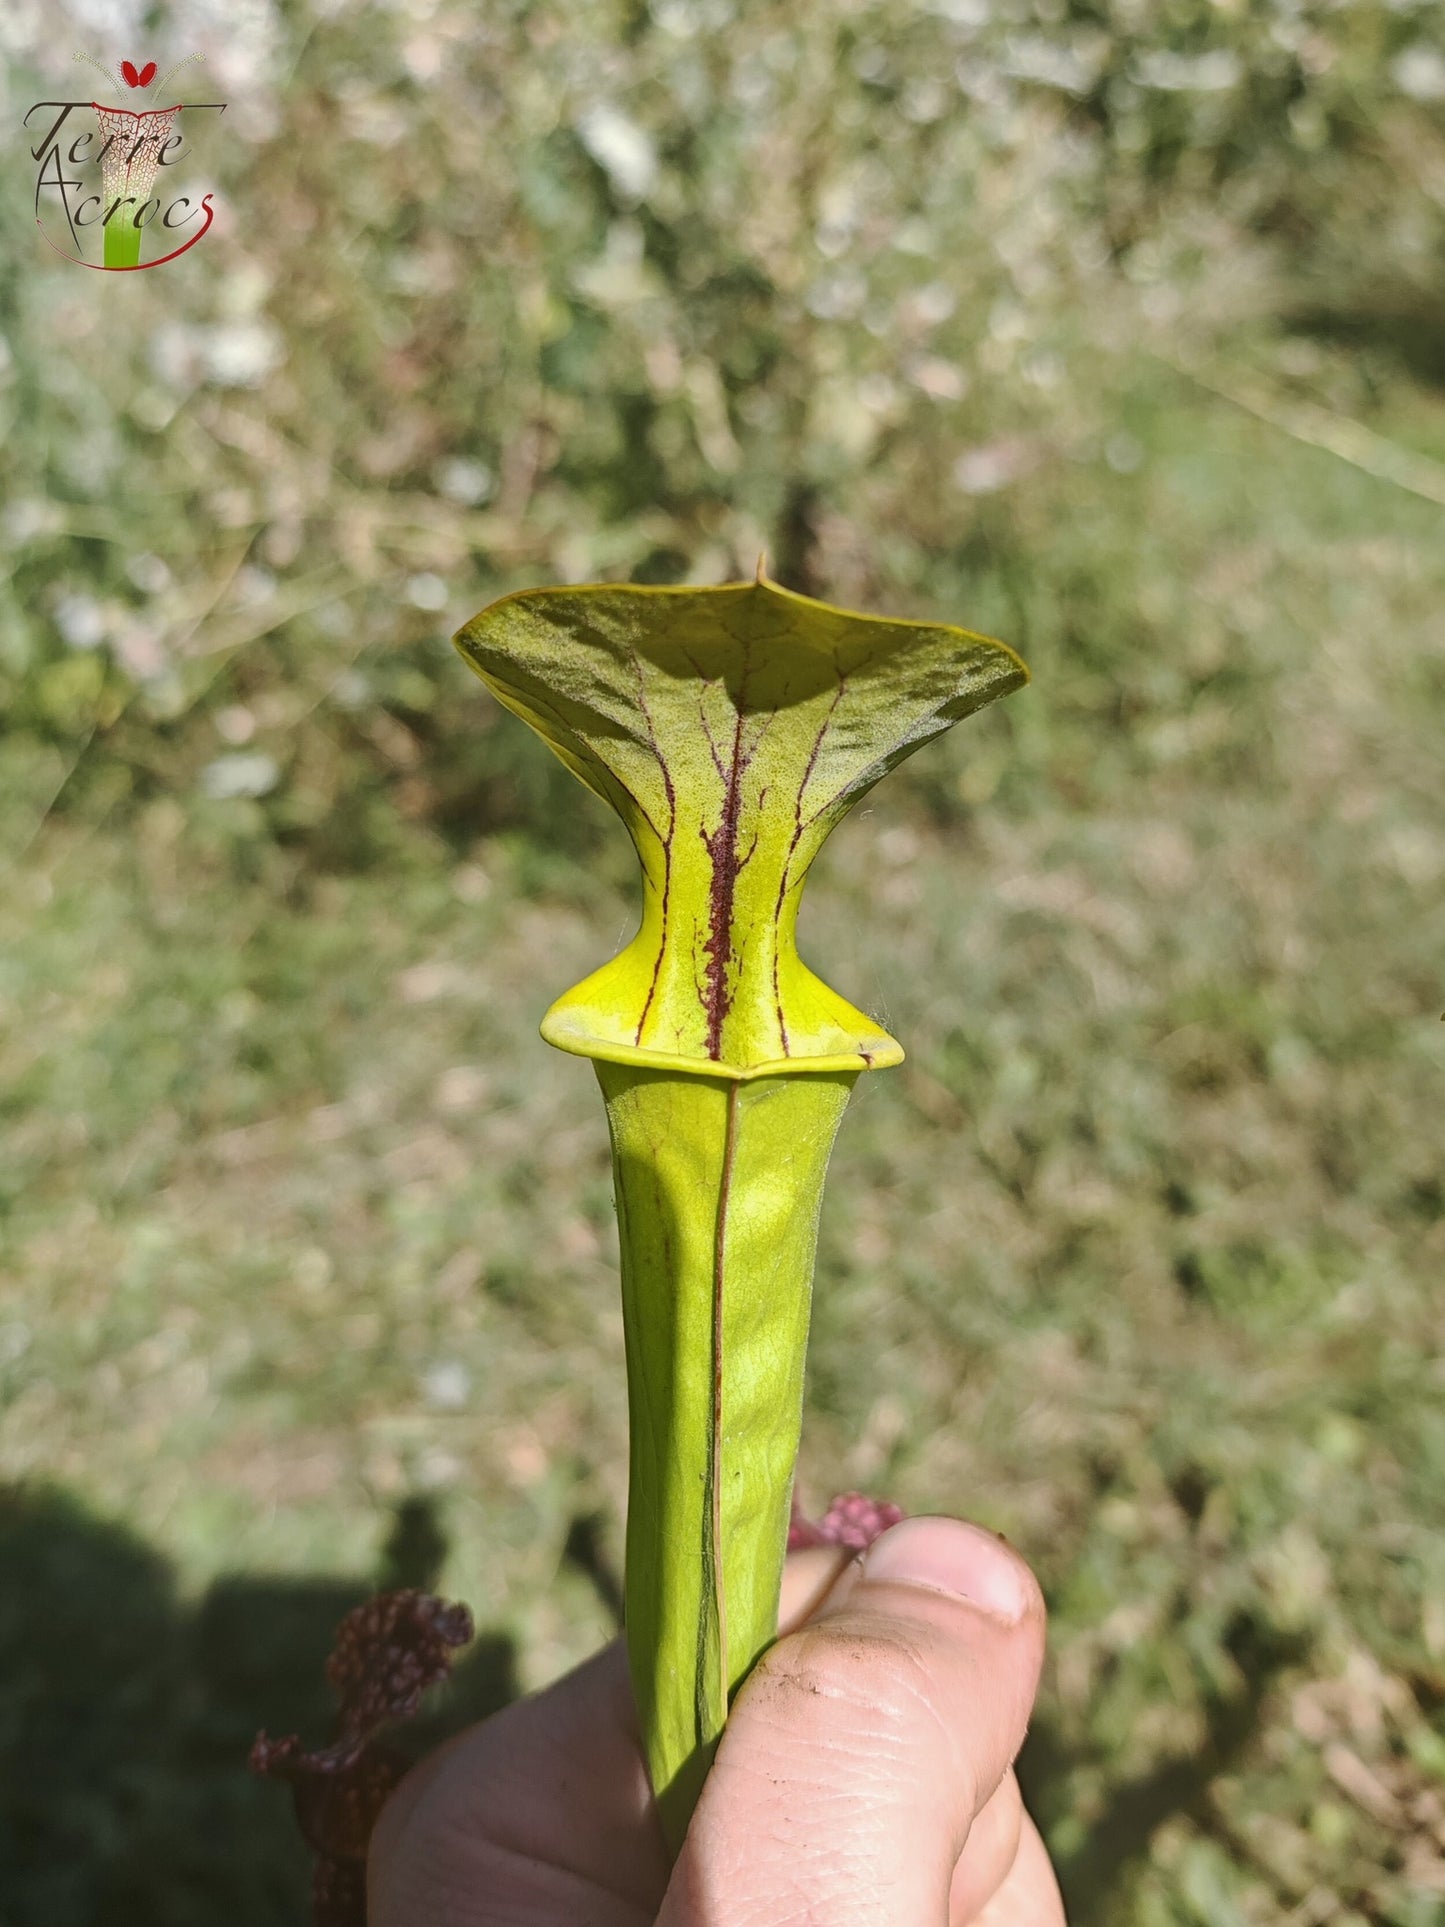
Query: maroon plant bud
252,1588,474,1927
250,1738,403,1857
788,1490,907,1553
326,1588,474,1746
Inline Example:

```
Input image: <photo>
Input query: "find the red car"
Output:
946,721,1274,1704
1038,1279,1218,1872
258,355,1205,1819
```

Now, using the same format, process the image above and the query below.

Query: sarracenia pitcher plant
455,570,1028,1853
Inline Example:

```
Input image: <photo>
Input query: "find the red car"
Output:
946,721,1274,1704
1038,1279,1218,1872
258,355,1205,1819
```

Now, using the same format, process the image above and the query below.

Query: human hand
368,1514,1065,1924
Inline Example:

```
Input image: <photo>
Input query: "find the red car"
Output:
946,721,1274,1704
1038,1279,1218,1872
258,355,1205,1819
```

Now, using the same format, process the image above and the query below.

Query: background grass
3,0,1444,1920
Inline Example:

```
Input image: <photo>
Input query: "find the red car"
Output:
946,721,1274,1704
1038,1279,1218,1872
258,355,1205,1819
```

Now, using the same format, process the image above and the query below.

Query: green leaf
454,574,1027,1852
598,1062,856,1842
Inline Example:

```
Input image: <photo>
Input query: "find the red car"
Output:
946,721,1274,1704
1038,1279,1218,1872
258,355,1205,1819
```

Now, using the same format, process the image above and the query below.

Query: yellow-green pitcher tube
598,1063,856,1846
453,573,1028,1856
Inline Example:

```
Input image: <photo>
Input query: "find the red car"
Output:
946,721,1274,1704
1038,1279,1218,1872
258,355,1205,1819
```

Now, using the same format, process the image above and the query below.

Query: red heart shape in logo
120,59,157,88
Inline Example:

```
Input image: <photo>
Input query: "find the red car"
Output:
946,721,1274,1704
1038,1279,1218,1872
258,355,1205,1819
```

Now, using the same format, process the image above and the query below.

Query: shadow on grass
562,1507,625,1632
3,1482,1312,1923
1018,1609,1313,1924
1285,298,1445,389
0,1487,517,1927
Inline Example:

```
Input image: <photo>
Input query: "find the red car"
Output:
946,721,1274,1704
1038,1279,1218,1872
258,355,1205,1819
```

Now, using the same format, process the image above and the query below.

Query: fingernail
860,1517,1032,1624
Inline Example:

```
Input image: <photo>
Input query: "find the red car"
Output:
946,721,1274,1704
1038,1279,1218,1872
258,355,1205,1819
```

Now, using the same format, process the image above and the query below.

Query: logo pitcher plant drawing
26,52,224,271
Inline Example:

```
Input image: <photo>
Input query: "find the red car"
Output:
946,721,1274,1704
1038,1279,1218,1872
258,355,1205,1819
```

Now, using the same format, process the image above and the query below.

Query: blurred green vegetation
3,0,1443,1920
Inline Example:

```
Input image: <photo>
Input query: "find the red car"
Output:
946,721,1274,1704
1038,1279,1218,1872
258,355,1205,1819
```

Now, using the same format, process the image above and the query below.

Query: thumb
658,1516,1048,1927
